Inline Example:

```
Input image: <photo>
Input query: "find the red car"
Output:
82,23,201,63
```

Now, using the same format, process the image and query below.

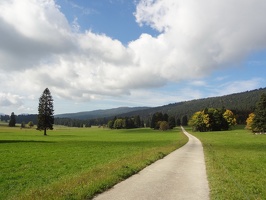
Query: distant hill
117,87,266,124
3,87,265,126
55,107,150,120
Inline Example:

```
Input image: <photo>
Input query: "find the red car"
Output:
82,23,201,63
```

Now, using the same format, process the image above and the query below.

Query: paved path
93,127,209,200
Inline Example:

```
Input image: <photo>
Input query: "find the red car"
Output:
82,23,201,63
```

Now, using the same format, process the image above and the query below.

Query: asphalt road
93,127,210,200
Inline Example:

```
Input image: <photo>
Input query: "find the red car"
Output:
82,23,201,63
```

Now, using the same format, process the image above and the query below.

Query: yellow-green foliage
223,109,237,126
189,108,236,132
246,113,255,130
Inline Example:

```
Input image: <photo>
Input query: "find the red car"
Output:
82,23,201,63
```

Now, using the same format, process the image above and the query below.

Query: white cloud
189,80,207,87
135,0,266,73
0,0,75,70
0,0,266,113
67,0,94,16
0,92,23,107
213,78,264,96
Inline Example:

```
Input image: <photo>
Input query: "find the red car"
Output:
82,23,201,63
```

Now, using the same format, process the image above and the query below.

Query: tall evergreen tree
9,112,16,127
163,113,169,122
168,116,176,129
181,115,188,126
151,112,164,129
176,118,181,126
252,93,266,133
150,114,156,129
134,115,141,128
37,88,54,136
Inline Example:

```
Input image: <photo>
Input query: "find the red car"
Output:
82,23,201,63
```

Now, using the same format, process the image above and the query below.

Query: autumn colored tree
223,109,237,127
189,111,210,132
189,108,236,132
159,121,169,131
246,113,255,130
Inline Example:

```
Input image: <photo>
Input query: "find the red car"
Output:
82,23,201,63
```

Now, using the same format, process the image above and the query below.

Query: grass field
0,125,188,200
190,126,266,200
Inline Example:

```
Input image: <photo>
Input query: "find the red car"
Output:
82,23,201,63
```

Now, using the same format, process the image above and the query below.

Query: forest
1,87,265,127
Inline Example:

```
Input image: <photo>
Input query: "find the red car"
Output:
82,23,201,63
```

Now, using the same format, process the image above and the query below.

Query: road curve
93,127,209,200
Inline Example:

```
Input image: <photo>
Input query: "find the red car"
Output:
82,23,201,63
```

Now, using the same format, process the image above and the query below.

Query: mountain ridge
55,106,150,120
115,87,266,124
2,87,266,125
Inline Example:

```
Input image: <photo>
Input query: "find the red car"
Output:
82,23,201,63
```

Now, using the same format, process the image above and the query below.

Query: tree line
245,93,266,133
188,93,266,133
117,88,266,125
107,115,144,129
188,108,236,132
2,89,265,134
0,88,54,136
1,114,38,125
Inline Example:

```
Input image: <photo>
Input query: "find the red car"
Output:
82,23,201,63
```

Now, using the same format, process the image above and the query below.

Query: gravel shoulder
93,127,210,200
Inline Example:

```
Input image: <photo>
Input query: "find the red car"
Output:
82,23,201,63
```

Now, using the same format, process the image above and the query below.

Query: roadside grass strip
190,126,266,200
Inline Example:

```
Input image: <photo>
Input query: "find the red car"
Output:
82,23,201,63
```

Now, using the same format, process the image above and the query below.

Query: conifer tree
252,93,266,133
37,88,54,135
181,115,188,126
168,116,176,129
9,112,16,127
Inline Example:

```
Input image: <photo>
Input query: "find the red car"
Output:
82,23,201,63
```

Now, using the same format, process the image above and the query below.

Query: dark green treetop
9,112,16,127
37,88,54,135
252,93,266,133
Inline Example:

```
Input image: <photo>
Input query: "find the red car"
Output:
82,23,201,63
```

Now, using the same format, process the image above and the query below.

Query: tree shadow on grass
0,140,55,144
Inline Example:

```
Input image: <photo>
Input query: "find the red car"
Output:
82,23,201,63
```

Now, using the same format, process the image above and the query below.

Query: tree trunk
44,128,47,136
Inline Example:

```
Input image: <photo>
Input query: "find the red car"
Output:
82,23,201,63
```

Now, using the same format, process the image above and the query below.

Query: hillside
2,87,265,125
55,107,150,120
117,88,266,124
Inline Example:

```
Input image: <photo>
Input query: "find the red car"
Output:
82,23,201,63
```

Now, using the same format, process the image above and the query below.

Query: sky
0,0,266,115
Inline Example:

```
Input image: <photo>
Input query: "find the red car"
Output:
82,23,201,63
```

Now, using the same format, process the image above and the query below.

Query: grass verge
189,126,266,200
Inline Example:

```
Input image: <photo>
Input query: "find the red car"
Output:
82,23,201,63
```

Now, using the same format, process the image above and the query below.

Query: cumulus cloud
0,0,75,70
0,92,23,107
212,78,264,96
0,0,266,111
134,0,266,78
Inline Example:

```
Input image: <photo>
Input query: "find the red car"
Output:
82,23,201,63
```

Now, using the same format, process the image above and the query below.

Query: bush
159,121,169,131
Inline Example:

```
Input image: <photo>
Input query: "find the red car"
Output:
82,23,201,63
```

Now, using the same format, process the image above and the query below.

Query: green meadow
0,125,188,200
191,126,266,200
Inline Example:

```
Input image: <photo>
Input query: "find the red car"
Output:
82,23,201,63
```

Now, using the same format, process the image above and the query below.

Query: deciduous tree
223,109,237,127
159,121,169,131
28,121,34,128
189,108,236,132
246,113,255,130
